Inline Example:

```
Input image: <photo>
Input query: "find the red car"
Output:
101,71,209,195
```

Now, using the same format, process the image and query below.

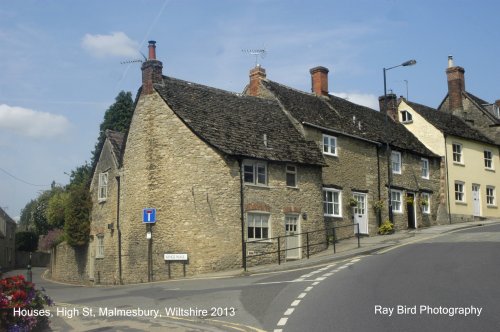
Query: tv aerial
242,48,266,67
120,51,148,65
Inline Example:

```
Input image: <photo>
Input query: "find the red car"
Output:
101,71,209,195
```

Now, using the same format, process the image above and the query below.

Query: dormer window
401,110,413,123
322,134,337,156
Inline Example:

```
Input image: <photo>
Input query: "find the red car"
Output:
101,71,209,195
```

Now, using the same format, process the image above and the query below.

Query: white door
472,184,481,216
353,193,368,234
285,215,300,259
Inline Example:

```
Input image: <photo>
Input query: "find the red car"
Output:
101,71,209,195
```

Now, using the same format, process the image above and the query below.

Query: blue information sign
143,208,156,223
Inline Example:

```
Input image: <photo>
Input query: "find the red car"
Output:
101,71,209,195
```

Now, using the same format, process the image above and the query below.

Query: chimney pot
310,66,329,96
447,55,454,68
148,40,157,60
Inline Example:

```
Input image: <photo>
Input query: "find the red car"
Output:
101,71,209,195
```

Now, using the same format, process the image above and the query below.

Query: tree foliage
15,231,38,252
91,90,134,167
46,190,68,229
64,183,91,247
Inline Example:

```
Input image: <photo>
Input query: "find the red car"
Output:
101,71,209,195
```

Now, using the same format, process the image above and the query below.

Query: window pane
257,164,266,184
286,172,296,187
248,227,254,239
244,165,254,183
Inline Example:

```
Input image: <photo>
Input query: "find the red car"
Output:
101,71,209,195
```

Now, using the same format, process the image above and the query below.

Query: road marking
256,279,315,285
291,300,301,306
284,308,295,315
297,292,307,299
315,277,326,281
277,317,288,326
312,281,320,285
305,286,313,292
274,330,283,332
322,272,333,277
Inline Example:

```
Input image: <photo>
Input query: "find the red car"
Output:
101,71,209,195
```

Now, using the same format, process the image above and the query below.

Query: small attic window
401,110,413,123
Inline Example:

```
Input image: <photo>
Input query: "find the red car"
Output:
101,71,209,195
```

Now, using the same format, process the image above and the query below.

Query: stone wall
462,98,500,144
88,138,121,285
50,242,88,284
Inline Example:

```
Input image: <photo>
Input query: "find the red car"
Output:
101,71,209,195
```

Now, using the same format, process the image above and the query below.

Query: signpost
164,253,189,278
143,208,156,223
143,208,156,282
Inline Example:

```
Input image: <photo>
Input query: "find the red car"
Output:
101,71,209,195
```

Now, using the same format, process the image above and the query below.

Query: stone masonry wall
88,139,120,284
50,242,88,284
120,91,243,283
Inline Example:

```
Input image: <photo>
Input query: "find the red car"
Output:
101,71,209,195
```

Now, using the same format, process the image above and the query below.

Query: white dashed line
305,286,313,292
291,300,301,306
312,281,320,285
315,277,326,281
277,317,288,326
322,272,333,277
297,292,307,299
284,308,295,315
274,329,283,332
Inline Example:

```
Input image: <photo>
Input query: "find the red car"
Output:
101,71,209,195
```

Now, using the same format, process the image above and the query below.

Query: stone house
62,41,326,285
398,98,500,222
245,65,444,234
0,207,16,271
439,56,500,144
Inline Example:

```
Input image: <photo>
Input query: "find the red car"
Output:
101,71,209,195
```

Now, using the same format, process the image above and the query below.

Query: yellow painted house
398,98,500,222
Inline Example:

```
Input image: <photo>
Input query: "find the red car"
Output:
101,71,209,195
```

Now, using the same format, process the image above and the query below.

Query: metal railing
243,223,360,271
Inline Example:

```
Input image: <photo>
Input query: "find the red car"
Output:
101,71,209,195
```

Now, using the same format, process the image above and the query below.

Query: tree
19,199,36,231
64,182,91,247
91,90,134,167
30,190,53,236
46,190,69,229
15,231,38,252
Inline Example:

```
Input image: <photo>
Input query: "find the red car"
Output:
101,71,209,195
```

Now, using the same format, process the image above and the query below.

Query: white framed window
391,190,403,213
286,165,297,187
484,150,493,169
401,110,413,123
452,143,463,163
322,134,337,156
98,172,108,201
247,213,270,240
96,235,105,258
421,193,431,214
391,151,402,174
455,181,465,202
421,158,429,179
323,188,342,217
243,160,267,186
486,186,496,206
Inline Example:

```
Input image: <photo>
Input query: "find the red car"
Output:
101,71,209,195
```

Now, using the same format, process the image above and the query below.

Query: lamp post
383,59,416,225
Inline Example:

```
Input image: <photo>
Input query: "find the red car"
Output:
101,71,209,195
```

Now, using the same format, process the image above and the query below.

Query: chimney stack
310,66,329,97
141,40,163,95
248,65,266,97
446,55,465,112
378,93,398,122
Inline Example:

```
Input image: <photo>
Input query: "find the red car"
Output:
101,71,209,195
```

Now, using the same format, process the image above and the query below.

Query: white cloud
81,32,140,58
332,92,379,110
0,104,70,138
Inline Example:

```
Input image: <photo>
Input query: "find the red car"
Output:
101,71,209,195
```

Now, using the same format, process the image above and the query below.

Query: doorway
406,192,416,229
352,193,368,234
285,215,300,260
472,184,481,216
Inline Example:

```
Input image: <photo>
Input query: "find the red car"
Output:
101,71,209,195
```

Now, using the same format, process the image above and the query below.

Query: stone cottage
0,207,16,271
245,65,444,234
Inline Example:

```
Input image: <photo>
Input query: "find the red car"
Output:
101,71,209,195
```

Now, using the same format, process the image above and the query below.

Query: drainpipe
376,145,382,226
115,176,123,284
238,159,247,271
443,135,452,224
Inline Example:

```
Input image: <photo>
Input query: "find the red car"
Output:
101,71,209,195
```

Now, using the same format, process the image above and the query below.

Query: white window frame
391,189,403,213
484,150,493,170
454,181,465,202
322,134,337,156
247,213,270,240
98,172,108,202
452,143,463,164
243,160,268,186
401,110,413,123
486,186,496,206
421,158,429,179
421,192,431,214
96,235,105,258
285,165,297,188
391,151,402,174
323,188,342,217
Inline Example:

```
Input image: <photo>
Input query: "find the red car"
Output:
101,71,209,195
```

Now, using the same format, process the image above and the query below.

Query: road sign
164,253,188,261
143,208,156,223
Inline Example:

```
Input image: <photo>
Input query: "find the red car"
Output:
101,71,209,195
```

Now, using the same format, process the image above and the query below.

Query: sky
1,0,499,220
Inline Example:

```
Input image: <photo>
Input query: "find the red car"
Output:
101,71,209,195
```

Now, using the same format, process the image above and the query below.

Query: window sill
247,239,273,244
244,183,270,189
486,204,498,209
324,214,342,218
392,211,403,214
421,176,430,180
453,162,465,167
98,198,107,204
485,168,495,172
286,186,299,190
323,153,338,158
455,201,467,206
392,171,401,175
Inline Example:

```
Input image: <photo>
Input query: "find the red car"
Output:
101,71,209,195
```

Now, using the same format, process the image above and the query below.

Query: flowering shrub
39,229,64,251
0,275,53,331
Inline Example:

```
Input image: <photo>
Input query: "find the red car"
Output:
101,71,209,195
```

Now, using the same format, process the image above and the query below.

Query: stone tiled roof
262,80,438,157
404,100,496,145
105,130,125,163
153,76,325,166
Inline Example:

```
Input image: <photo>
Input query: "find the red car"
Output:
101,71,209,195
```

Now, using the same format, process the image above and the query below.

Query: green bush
378,220,394,235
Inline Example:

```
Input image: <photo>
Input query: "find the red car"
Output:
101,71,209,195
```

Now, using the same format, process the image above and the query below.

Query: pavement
4,219,499,332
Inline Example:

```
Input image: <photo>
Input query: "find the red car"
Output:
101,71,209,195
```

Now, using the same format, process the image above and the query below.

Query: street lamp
383,59,417,225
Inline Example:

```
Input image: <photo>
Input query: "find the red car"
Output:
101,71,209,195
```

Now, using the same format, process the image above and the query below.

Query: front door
285,215,300,260
406,192,416,229
472,184,481,216
353,193,368,234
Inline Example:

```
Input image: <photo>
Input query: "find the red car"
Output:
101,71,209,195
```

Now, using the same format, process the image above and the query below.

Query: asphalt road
282,223,500,332
7,223,500,331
